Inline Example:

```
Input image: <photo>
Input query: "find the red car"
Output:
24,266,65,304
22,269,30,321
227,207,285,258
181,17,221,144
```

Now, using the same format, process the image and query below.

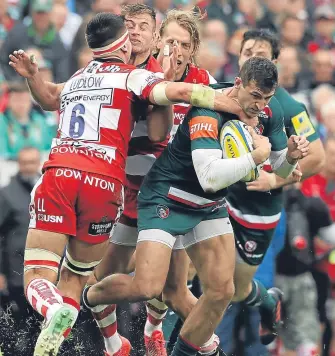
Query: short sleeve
188,108,222,151
288,107,319,142
126,69,163,101
267,98,287,151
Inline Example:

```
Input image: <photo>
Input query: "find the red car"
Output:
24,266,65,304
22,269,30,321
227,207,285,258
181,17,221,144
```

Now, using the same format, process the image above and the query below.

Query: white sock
26,278,63,321
91,304,122,354
145,298,168,337
199,334,220,355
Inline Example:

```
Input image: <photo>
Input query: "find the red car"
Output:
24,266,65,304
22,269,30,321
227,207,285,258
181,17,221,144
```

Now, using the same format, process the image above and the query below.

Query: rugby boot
34,305,76,356
103,336,132,356
144,330,167,356
260,287,284,345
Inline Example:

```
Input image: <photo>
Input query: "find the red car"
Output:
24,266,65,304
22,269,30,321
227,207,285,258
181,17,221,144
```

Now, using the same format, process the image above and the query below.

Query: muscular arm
273,139,325,188
27,73,64,111
146,105,173,143
149,82,245,118
192,148,256,193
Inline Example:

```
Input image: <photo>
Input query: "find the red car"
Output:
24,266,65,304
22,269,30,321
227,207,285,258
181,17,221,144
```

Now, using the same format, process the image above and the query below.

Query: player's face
125,13,156,55
236,79,275,118
158,21,194,79
239,39,274,69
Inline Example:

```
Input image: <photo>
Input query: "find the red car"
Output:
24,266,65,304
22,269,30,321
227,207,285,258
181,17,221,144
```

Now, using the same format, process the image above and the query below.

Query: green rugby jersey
226,92,287,229
139,106,234,208
275,87,319,143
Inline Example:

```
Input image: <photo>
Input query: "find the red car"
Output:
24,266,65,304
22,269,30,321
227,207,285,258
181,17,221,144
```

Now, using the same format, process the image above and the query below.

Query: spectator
205,0,237,36
277,46,308,93
275,183,334,356
0,146,42,355
70,0,124,73
51,0,82,50
279,14,309,50
308,4,335,52
0,82,56,160
262,0,289,30
310,49,335,88
319,102,335,139
202,19,228,52
0,0,16,49
0,0,70,83
196,40,225,80
76,45,93,69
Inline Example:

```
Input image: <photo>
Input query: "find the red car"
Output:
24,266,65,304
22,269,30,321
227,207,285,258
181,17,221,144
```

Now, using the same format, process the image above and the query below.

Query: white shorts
110,222,137,247
137,217,233,249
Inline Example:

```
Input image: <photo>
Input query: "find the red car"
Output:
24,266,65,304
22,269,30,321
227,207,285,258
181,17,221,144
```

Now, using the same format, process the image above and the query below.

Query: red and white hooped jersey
125,56,166,189
43,60,163,184
125,63,216,191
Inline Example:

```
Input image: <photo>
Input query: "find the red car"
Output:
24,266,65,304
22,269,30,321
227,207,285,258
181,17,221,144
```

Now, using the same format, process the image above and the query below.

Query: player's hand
163,41,178,81
291,163,303,182
287,135,309,161
248,127,271,165
9,49,38,78
246,170,276,192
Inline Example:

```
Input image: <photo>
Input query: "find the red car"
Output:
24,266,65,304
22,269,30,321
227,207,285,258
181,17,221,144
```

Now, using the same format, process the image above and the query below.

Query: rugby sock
91,304,122,354
62,296,80,339
26,278,64,320
145,298,168,337
244,279,276,312
171,336,200,356
199,334,219,355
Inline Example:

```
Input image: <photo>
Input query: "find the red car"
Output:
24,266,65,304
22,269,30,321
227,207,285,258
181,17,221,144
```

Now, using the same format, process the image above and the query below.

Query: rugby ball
220,120,259,182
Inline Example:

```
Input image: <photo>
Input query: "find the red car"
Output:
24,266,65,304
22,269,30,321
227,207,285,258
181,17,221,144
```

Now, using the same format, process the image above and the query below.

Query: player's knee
24,248,61,290
204,277,235,306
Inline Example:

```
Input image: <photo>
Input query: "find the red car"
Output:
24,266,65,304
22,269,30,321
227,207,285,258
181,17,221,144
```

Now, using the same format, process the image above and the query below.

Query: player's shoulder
187,106,222,120
267,96,284,119
274,86,305,115
144,56,163,73
185,64,211,85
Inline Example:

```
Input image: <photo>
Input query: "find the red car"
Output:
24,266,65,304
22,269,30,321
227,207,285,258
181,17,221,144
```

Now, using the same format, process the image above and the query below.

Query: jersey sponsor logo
97,65,121,73
88,216,113,236
69,76,104,91
189,116,218,140
37,214,63,223
55,169,115,192
156,204,169,219
61,93,112,110
244,240,257,252
145,73,161,87
292,111,315,138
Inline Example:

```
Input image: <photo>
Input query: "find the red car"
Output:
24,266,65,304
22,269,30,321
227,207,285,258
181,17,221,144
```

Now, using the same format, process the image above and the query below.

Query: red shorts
122,185,140,221
29,168,124,244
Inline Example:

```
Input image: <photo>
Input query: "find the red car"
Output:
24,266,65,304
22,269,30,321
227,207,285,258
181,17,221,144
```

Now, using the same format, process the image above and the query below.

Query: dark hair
239,57,278,93
86,12,125,49
240,29,281,60
121,3,156,24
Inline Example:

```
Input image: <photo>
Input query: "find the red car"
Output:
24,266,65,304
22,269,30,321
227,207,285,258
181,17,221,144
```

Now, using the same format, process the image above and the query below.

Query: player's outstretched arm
9,50,64,111
149,82,248,119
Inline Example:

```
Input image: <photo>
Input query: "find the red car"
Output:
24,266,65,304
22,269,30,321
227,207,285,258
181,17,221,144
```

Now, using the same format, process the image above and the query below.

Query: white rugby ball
220,120,259,182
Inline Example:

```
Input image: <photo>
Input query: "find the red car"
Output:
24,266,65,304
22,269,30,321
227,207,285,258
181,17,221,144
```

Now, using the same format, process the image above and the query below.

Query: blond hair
159,7,205,57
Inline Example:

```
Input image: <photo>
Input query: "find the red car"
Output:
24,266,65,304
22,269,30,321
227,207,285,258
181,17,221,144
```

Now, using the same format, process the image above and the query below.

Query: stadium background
1,0,335,355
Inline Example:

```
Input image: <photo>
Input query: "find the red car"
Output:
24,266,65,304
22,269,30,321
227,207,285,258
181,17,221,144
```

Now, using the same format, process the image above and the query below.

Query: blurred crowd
1,0,335,355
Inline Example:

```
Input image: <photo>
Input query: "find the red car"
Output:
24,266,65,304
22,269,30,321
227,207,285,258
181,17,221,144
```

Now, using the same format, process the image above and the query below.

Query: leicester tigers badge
255,124,264,135
156,205,169,219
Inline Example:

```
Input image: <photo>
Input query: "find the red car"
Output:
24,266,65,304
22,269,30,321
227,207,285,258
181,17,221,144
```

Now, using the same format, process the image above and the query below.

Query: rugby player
86,8,218,356
9,12,247,356
83,57,309,356
223,29,325,344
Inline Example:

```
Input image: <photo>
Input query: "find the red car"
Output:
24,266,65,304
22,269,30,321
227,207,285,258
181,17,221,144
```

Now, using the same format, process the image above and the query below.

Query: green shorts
229,215,276,266
137,190,231,249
